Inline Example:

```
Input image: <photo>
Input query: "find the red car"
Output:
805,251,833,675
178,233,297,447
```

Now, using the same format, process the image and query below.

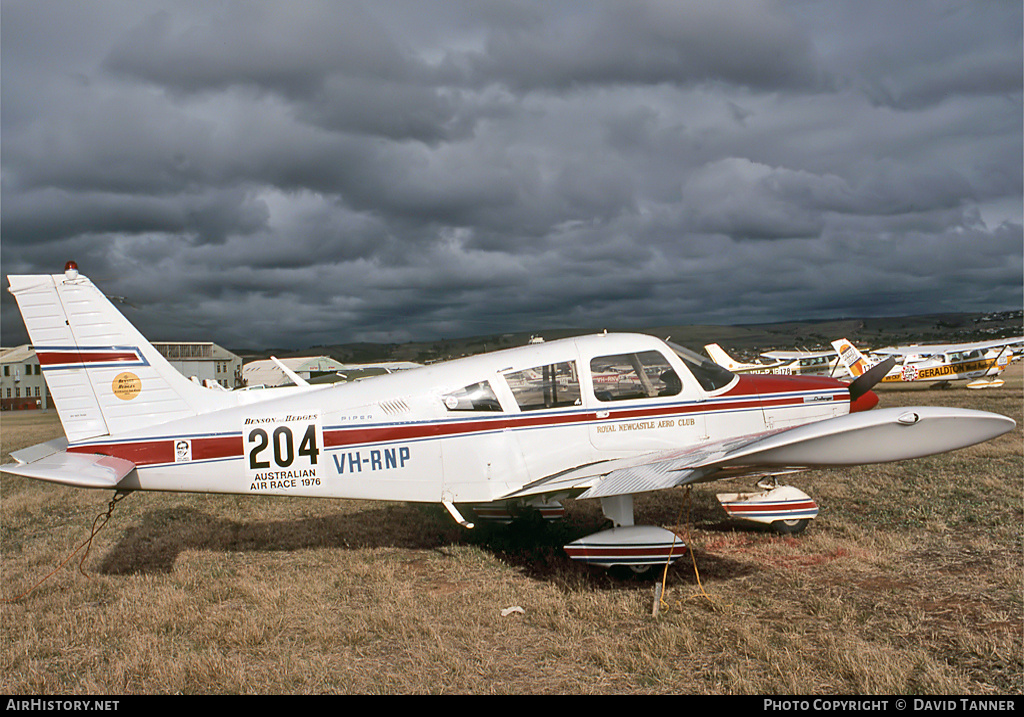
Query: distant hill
233,310,1023,365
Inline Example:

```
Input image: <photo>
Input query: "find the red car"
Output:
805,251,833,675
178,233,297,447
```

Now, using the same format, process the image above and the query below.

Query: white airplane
831,337,1021,389
703,343,797,375
705,343,851,379
2,264,1016,574
758,348,851,379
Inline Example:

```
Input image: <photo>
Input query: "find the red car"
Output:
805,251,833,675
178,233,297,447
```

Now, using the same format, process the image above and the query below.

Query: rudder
704,343,744,370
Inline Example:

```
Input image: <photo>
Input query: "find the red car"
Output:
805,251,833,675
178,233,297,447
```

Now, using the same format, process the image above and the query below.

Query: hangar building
242,356,347,387
152,342,243,389
0,345,48,411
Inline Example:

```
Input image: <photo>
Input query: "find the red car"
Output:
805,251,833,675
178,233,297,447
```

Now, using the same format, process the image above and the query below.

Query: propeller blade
848,355,897,401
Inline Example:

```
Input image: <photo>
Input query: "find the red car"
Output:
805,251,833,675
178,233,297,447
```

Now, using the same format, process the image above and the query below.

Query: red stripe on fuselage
68,435,242,465
728,373,848,396
64,378,849,467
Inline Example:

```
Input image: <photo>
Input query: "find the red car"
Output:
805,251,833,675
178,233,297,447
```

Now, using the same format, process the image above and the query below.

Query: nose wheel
771,517,810,534
717,480,818,533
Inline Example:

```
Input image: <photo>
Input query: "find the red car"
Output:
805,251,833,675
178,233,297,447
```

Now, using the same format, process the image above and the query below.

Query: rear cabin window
591,350,681,402
504,362,581,411
443,381,502,412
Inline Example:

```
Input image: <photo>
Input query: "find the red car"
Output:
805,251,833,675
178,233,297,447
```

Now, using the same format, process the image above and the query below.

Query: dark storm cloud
803,1,1023,110
102,3,416,96
454,1,828,92
2,0,1021,350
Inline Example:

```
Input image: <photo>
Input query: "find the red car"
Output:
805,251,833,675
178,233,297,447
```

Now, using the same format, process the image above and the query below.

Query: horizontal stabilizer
9,437,70,464
3,446,136,489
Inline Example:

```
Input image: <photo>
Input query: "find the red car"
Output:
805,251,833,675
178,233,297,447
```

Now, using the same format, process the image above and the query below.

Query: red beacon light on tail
64,261,79,280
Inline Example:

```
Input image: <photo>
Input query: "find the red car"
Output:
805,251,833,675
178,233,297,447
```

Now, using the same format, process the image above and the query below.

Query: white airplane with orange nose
2,264,1015,574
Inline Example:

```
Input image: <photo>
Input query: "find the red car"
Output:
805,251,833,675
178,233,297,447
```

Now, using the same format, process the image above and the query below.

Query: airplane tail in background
7,265,232,443
704,343,746,370
831,338,872,378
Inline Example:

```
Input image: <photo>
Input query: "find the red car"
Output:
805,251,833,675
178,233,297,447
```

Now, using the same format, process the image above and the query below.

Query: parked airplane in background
2,264,1016,574
705,344,851,379
831,337,1021,389
758,348,851,379
703,344,796,374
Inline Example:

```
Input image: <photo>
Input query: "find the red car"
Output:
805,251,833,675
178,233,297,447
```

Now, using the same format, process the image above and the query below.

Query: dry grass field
1,364,1021,695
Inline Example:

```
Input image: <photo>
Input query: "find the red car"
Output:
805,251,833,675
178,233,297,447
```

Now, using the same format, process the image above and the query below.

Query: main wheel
606,563,659,580
772,518,809,534
627,563,657,576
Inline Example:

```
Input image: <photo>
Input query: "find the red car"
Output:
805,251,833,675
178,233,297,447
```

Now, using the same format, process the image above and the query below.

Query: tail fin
7,267,231,442
704,343,746,370
831,338,871,378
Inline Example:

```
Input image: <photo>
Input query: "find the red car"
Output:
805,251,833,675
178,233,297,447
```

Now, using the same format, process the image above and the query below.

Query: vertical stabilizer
7,268,231,442
704,343,744,370
830,338,871,378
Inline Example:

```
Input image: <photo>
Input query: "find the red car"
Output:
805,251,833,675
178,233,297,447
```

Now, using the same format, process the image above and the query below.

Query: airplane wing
730,359,797,374
500,406,1015,502
874,337,1024,357
5,438,136,489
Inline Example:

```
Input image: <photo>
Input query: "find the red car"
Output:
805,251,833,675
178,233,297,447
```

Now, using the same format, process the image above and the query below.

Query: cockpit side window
443,381,502,412
668,342,736,392
504,361,581,411
591,350,681,402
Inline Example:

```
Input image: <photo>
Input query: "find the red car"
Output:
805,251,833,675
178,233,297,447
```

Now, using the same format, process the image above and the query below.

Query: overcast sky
2,0,1021,349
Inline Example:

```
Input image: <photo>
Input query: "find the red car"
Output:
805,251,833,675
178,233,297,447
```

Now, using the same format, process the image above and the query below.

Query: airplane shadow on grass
97,502,461,576
96,498,759,586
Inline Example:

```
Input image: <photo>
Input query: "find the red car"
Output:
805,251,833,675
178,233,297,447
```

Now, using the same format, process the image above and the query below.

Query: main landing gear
465,478,819,576
562,494,687,573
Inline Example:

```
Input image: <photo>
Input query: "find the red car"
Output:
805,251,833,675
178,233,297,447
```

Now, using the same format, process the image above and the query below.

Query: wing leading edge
500,406,1016,501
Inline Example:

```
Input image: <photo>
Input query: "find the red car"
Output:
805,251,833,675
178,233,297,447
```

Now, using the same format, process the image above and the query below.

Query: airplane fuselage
59,334,855,504
875,350,1008,384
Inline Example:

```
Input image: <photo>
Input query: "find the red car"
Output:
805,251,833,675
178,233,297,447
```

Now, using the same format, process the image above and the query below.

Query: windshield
667,342,737,392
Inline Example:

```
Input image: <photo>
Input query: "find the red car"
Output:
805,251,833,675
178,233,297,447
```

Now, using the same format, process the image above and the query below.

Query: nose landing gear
716,478,818,534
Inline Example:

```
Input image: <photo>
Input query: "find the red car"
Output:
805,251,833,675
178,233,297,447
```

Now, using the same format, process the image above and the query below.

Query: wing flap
3,444,136,489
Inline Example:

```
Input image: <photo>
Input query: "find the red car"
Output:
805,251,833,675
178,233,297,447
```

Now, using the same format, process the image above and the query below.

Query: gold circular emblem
112,372,142,401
